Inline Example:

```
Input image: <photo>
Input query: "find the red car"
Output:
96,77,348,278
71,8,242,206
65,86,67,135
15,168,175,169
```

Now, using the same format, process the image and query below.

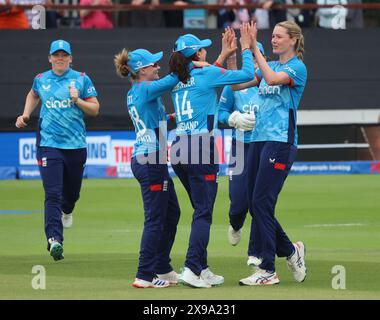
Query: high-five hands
221,27,238,59
249,21,258,51
239,22,252,51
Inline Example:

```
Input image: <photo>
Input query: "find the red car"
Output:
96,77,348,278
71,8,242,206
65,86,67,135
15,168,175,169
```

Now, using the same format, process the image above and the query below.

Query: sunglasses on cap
142,62,159,69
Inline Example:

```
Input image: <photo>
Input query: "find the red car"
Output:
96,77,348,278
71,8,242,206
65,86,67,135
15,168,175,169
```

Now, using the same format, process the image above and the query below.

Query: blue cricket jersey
171,50,255,136
218,85,260,143
32,68,97,149
126,73,179,157
251,56,307,146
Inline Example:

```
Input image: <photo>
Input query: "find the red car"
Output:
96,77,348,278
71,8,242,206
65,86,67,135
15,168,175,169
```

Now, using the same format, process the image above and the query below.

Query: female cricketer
114,48,181,289
233,21,308,286
168,23,256,288
15,39,100,261
218,41,266,268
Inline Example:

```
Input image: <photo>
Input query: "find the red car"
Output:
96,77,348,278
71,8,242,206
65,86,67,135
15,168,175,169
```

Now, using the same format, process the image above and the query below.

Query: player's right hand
15,115,29,128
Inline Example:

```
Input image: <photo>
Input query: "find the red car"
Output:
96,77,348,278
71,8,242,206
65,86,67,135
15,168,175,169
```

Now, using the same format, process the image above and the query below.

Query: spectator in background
218,0,251,29
251,0,270,29
217,0,236,28
161,0,188,28
316,0,348,29
0,0,29,28
262,0,287,28
129,0,164,27
346,0,363,28
296,0,316,27
286,0,302,23
80,0,114,29
286,0,316,28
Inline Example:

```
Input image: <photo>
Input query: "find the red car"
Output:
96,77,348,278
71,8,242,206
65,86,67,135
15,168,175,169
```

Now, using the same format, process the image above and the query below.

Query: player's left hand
249,21,258,50
68,85,79,103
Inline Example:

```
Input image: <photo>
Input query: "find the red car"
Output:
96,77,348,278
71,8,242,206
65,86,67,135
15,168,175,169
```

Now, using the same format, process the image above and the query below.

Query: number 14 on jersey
175,90,194,122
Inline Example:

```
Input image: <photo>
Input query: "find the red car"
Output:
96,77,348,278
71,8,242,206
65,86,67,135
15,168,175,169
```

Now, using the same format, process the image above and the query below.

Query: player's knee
45,191,62,204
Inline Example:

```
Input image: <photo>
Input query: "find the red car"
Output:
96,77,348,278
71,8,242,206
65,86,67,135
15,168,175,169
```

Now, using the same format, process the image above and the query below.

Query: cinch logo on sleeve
45,98,73,109
284,66,297,77
87,86,95,94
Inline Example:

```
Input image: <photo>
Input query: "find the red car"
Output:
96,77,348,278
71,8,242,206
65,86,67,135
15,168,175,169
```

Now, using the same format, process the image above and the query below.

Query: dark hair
169,51,198,84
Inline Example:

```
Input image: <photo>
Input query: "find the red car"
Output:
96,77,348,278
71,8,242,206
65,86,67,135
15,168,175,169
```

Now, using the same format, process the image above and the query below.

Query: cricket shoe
156,270,179,285
286,241,307,283
200,268,224,286
61,212,73,229
132,278,170,288
247,256,262,267
228,225,242,246
239,268,280,286
179,267,211,288
49,240,64,261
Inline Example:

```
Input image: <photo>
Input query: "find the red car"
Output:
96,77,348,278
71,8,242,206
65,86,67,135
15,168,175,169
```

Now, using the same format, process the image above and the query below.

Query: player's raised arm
251,21,291,86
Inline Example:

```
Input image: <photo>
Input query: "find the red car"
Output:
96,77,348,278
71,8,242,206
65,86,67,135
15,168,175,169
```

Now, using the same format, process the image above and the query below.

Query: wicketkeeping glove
228,111,256,131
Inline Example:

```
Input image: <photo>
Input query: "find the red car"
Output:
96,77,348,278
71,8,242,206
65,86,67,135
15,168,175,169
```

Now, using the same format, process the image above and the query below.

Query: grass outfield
0,175,379,300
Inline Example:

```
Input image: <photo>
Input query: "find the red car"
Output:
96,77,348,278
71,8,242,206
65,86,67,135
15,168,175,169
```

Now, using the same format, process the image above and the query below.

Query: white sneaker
247,256,262,267
132,277,170,288
200,268,224,286
228,225,242,246
61,212,73,229
287,241,307,283
179,267,211,288
156,270,179,285
239,268,280,286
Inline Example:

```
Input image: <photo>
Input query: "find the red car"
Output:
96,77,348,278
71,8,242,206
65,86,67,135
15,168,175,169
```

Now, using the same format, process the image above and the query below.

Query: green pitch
0,175,379,300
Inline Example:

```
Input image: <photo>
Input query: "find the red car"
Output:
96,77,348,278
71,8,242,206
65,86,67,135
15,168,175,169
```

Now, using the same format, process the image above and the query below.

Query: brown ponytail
276,21,305,61
114,48,138,80
169,51,197,84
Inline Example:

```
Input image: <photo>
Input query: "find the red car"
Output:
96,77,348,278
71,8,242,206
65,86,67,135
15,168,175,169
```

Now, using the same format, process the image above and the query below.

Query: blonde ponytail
296,33,305,61
114,48,137,79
